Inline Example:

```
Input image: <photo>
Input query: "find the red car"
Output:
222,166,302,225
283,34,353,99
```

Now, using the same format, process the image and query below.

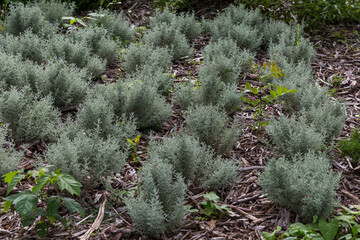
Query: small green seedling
3,168,83,238
200,192,230,218
127,135,141,162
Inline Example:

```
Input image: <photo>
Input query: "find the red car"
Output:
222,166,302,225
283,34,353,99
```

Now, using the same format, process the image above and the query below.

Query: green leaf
282,87,288,93
3,201,12,211
47,196,61,217
4,171,20,184
245,82,252,90
276,85,283,95
21,211,36,226
319,218,339,240
287,89,297,94
6,173,25,195
13,193,38,216
203,192,220,202
56,173,82,196
62,198,84,216
35,222,48,238
252,88,259,94
32,174,51,194
262,226,281,240
270,90,277,98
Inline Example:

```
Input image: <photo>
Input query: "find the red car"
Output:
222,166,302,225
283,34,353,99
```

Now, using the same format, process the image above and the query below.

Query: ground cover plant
0,1,356,239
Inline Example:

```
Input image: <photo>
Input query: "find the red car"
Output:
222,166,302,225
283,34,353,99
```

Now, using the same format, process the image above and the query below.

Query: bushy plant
259,151,340,218
339,128,360,165
0,88,59,142
5,3,56,36
0,126,22,177
269,31,315,67
45,131,127,187
34,0,75,24
123,81,172,129
143,23,192,60
125,157,187,237
262,20,303,47
0,52,41,88
85,55,106,78
266,114,326,157
46,34,91,68
38,60,89,108
222,4,264,29
151,8,202,41
300,101,345,141
129,67,173,95
185,105,238,154
71,26,118,64
150,134,238,189
87,10,134,42
123,42,172,73
2,31,45,64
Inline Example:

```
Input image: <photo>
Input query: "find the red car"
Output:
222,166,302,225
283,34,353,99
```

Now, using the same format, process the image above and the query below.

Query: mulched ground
0,1,359,239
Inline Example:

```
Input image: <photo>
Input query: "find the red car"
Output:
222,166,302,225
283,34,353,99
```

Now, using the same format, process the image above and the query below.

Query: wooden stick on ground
79,193,108,240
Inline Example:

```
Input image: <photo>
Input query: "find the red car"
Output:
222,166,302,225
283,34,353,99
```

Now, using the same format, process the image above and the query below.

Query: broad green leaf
203,192,220,202
62,198,84,216
50,213,67,227
252,88,259,94
262,226,281,240
282,87,288,93
245,82,252,90
6,173,25,195
270,90,277,98
47,196,61,216
56,173,82,196
4,171,20,184
319,218,339,240
3,201,11,211
276,85,283,95
76,18,87,27
287,89,297,94
35,208,47,217
35,222,48,238
4,190,31,202
32,174,51,194
21,211,36,226
13,193,38,216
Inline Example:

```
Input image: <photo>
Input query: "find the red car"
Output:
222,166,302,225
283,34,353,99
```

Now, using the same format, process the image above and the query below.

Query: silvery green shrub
38,60,89,108
0,88,59,142
123,81,172,129
85,55,106,78
1,31,45,64
222,4,264,29
5,3,56,36
0,126,22,177
269,32,315,67
33,0,75,24
143,23,192,60
151,8,201,41
185,105,238,154
45,132,127,187
150,134,238,189
123,42,172,73
125,157,186,237
87,10,134,42
266,114,326,157
259,151,340,218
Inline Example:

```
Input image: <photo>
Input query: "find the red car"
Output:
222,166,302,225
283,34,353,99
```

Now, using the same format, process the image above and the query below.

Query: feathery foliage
143,23,192,60
125,157,186,237
5,3,56,36
0,88,59,142
185,105,238,154
123,42,172,73
0,126,22,177
34,0,75,24
45,132,127,187
267,114,326,157
339,128,360,165
259,151,340,218
151,8,202,41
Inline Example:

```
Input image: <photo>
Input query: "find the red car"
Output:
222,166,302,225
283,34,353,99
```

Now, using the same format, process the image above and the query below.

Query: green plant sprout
262,205,360,240
339,128,360,165
2,168,83,238
127,135,141,163
62,16,87,31
199,192,230,218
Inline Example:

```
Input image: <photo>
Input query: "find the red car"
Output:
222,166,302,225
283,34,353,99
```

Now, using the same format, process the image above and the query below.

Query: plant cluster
0,126,22,177
125,157,187,238
150,134,238,189
3,168,83,238
259,151,340,219
262,206,360,240
339,128,360,165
